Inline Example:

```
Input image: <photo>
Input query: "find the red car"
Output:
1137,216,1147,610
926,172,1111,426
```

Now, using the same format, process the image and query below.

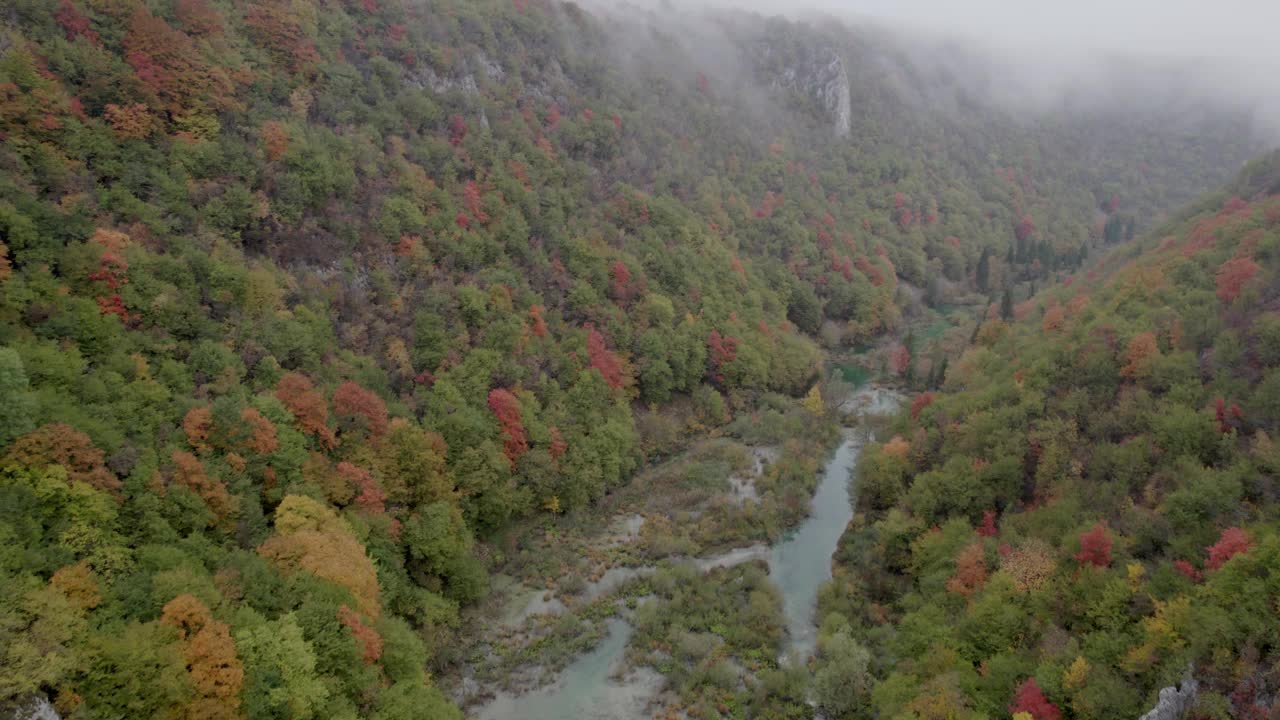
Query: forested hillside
822,152,1280,719
0,0,1269,716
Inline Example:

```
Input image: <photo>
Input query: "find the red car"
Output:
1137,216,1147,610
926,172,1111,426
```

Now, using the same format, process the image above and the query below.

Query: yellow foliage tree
802,384,824,415
258,495,380,618
1062,655,1089,691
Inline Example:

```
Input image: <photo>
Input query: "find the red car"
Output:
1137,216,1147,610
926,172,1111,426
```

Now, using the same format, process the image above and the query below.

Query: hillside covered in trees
0,0,1272,717
823,153,1280,720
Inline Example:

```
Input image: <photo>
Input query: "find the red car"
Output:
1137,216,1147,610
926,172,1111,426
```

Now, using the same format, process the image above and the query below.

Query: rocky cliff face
1138,675,1198,720
761,44,852,137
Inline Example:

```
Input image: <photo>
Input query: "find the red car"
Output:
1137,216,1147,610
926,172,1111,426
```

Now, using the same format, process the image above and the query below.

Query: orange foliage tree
1120,332,1158,380
123,7,236,114
1041,305,1066,333
171,450,237,524
528,305,549,337
275,372,336,448
3,423,120,495
260,120,289,161
104,102,158,139
239,406,279,455
946,541,988,597
160,594,245,720
183,406,214,453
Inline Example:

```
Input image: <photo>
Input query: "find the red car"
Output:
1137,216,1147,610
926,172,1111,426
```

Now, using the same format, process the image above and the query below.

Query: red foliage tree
977,510,998,538
910,392,935,420
338,605,383,664
854,254,885,286
1173,560,1202,582
488,388,529,468
1216,254,1260,303
1206,527,1251,570
1214,397,1243,434
1010,679,1061,720
587,326,625,390
609,261,632,302
1074,523,1112,567
332,381,388,439
462,180,489,225
891,344,911,376
707,330,739,384
448,114,468,146
274,372,335,448
548,425,567,460
55,0,99,44
87,228,134,323
338,462,385,515
1016,215,1036,243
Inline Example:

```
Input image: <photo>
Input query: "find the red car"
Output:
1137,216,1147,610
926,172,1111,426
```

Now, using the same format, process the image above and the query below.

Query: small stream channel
473,385,902,720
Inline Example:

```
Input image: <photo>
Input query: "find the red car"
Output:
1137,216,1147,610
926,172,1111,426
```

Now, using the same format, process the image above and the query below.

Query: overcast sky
698,0,1280,68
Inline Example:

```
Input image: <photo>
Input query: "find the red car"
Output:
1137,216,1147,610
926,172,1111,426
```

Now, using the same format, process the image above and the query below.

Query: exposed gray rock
1138,674,1198,720
763,45,852,137
408,51,503,96
11,696,60,720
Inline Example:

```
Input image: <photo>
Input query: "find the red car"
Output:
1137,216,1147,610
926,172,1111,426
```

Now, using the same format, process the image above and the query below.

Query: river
473,385,902,720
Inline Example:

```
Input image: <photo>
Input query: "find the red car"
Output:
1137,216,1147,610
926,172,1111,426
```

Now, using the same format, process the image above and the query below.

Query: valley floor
449,385,904,720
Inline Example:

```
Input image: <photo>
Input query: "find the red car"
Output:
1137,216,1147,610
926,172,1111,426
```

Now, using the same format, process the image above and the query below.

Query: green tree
236,613,329,720
0,348,35,446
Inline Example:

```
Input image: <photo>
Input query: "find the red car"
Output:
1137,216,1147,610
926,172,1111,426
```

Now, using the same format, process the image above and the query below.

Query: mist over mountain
591,0,1280,141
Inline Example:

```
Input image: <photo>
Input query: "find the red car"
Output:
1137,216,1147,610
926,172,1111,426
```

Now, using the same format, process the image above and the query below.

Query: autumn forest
0,0,1277,718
